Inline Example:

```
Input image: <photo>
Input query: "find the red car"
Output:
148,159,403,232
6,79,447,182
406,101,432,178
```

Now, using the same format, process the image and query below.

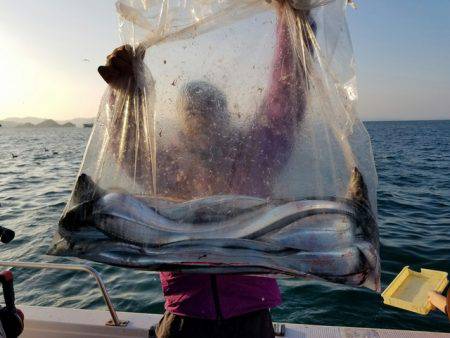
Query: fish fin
346,167,370,207
71,173,106,205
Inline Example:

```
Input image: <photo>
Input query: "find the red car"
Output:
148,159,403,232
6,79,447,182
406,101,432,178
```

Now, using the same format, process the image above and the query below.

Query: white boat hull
19,305,449,338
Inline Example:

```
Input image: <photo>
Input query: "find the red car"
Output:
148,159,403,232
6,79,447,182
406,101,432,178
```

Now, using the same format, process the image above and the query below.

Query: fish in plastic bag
49,0,381,291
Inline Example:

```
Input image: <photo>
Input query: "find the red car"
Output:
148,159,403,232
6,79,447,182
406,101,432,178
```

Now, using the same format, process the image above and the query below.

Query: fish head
346,167,370,207
60,173,106,230
345,167,380,291
59,200,95,230
70,173,106,205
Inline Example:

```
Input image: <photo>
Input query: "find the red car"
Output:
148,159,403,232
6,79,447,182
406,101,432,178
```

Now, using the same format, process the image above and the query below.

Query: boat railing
0,260,128,327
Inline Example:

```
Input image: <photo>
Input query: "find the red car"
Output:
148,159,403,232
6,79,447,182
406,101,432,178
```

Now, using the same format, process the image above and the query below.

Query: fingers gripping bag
49,0,381,291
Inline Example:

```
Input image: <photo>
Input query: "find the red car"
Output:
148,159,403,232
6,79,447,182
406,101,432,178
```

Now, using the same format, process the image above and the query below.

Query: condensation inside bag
50,0,381,291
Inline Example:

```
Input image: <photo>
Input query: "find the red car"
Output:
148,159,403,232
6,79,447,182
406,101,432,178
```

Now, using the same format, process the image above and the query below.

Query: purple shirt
161,273,281,320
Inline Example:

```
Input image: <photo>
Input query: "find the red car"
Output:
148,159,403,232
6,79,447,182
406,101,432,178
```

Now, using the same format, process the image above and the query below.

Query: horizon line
2,115,449,123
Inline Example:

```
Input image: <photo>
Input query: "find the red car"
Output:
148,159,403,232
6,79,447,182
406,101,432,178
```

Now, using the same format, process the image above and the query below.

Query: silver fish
51,168,380,291
152,195,270,223
64,192,357,245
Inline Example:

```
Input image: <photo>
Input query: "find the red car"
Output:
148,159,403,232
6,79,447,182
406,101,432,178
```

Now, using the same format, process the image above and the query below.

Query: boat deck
20,305,449,338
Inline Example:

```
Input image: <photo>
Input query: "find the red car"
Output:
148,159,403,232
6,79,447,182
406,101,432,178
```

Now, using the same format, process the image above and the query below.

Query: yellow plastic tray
382,266,448,315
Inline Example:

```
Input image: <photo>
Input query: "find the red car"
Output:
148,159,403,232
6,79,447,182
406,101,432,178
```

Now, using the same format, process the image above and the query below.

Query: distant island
15,119,76,128
0,117,94,128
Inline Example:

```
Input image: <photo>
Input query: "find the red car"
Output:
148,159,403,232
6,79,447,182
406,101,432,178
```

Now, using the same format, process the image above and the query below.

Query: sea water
0,120,449,332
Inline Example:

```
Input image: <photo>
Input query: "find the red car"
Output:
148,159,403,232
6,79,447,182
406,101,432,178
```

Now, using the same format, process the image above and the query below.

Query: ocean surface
0,120,449,333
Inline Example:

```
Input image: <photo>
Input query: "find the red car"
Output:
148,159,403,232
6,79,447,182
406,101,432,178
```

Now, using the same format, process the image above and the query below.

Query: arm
233,9,311,196
260,9,308,129
98,45,156,193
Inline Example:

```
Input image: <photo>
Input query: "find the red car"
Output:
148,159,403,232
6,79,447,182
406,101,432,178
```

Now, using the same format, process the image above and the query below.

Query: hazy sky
0,0,449,121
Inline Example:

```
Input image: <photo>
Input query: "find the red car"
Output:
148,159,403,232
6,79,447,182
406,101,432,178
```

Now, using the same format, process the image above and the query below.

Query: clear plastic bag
50,0,380,291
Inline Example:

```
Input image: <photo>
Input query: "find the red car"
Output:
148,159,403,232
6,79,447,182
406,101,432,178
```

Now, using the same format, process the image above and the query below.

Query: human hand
98,45,145,91
428,290,447,314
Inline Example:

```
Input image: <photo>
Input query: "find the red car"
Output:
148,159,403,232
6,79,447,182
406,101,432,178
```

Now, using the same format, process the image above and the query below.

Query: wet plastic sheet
50,0,380,291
